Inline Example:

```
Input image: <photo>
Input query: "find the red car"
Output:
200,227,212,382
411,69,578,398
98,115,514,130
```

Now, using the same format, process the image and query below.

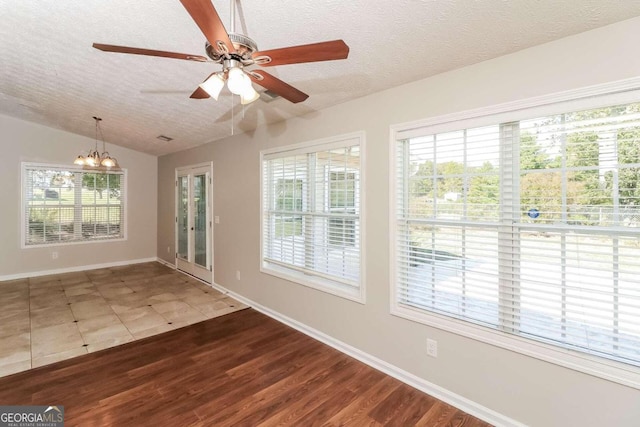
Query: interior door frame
175,162,214,283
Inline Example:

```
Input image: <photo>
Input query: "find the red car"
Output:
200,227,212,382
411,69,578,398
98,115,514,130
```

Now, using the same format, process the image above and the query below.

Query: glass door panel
194,174,207,268
175,166,212,283
177,176,189,261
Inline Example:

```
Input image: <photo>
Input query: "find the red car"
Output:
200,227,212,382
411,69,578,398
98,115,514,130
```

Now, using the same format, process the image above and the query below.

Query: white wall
0,115,158,278
157,17,640,426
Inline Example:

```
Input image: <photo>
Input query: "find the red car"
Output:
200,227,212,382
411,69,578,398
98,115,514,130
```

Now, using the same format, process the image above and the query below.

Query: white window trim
21,162,127,249
389,77,640,390
260,131,366,304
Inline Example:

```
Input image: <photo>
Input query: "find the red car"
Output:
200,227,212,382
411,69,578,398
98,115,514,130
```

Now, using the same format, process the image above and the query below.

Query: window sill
391,302,640,390
261,264,365,304
23,236,126,249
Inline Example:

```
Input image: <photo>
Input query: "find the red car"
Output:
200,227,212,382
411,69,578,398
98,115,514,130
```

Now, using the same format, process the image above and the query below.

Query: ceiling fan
92,0,349,104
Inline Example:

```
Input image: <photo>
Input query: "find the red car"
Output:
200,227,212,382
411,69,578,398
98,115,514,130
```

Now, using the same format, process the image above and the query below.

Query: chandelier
74,116,119,169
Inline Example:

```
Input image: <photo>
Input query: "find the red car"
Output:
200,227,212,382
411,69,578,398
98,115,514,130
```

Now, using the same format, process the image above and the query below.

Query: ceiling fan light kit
92,0,350,106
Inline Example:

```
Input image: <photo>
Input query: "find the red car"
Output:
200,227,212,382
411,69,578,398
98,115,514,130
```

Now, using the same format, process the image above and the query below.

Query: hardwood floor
0,309,491,426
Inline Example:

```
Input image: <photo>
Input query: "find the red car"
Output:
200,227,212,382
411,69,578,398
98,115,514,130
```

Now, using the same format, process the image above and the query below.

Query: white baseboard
210,281,524,427
0,257,159,282
155,257,176,269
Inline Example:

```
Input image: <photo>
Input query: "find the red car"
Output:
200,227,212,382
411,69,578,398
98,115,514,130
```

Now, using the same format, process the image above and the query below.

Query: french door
175,164,212,282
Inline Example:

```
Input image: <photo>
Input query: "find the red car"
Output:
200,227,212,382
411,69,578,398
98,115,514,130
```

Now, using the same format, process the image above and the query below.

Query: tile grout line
2,263,246,376
106,278,141,341
66,278,90,355
86,275,137,351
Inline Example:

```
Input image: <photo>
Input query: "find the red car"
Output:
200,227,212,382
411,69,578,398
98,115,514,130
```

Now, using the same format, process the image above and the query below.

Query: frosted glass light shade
101,154,116,168
240,86,260,104
199,73,224,100
85,151,99,167
227,68,250,95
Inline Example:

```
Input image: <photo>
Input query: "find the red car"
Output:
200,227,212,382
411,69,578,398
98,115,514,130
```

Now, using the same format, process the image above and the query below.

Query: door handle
191,227,194,231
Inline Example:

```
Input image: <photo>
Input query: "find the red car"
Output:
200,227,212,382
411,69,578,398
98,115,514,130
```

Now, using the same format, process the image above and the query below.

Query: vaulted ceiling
2,0,640,156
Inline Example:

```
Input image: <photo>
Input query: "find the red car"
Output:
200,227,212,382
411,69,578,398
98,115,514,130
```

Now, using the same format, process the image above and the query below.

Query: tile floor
0,262,247,377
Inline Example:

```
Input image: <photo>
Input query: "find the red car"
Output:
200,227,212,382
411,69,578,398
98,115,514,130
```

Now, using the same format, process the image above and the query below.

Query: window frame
260,132,366,303
21,162,127,248
389,77,640,389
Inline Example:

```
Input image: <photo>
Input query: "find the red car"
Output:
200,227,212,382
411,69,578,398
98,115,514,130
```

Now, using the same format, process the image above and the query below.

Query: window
22,163,125,246
275,178,303,239
392,94,640,387
261,133,364,301
329,171,356,246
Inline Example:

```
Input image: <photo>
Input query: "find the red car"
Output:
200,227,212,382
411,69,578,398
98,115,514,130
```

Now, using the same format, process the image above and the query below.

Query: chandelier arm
99,122,107,154
94,116,102,165
93,116,102,150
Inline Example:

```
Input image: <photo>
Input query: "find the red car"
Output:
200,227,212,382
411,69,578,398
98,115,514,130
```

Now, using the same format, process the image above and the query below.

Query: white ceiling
2,0,640,156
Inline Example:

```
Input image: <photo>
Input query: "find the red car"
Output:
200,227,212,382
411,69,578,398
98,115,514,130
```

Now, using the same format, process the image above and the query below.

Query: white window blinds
394,102,640,368
23,164,125,246
262,137,362,297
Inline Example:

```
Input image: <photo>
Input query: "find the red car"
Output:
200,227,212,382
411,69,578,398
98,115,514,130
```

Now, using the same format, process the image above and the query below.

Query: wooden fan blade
248,71,309,104
179,0,234,54
254,40,349,67
92,43,208,62
190,86,210,99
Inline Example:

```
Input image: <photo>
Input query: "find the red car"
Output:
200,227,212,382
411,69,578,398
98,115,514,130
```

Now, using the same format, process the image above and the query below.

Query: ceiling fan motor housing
206,32,258,62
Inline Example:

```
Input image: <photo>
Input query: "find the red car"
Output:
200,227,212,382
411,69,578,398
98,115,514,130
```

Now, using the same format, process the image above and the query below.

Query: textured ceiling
1,0,640,156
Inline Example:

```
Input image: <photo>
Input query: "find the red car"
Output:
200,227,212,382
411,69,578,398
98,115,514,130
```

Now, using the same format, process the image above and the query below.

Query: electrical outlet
167,246,170,253
236,270,240,281
214,216,220,224
427,339,438,358
51,251,58,260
